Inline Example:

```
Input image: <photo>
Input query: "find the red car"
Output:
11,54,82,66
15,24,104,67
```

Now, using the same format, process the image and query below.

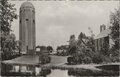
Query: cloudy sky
9,0,119,49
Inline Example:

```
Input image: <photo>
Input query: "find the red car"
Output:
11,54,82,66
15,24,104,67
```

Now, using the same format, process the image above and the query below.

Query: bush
109,49,120,62
67,57,74,64
92,52,104,64
73,52,84,64
92,52,112,64
83,57,92,64
40,55,51,64
67,46,113,64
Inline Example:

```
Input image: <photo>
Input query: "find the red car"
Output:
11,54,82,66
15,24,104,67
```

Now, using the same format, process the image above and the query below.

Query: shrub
67,46,113,64
40,55,51,64
92,52,103,64
83,57,92,64
67,57,73,64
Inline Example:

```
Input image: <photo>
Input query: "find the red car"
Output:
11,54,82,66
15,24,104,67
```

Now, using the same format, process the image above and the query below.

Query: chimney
100,24,106,32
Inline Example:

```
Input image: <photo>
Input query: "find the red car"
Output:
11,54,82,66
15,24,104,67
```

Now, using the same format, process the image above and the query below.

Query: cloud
84,5,104,17
9,1,118,49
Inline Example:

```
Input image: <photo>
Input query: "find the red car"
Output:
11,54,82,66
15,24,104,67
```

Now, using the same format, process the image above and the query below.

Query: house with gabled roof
94,24,114,52
76,37,91,52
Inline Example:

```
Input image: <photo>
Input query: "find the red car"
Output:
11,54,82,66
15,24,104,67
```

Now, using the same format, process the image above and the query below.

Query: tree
1,33,17,60
78,32,86,40
40,46,47,50
100,39,110,56
47,46,53,53
77,32,87,47
69,35,77,55
0,0,18,60
86,37,95,51
88,27,95,38
109,7,120,62
56,46,61,50
69,34,77,47
0,0,17,33
110,8,120,50
69,46,77,55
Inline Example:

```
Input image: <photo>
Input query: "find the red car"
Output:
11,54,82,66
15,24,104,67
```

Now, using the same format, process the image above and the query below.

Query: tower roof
20,2,34,9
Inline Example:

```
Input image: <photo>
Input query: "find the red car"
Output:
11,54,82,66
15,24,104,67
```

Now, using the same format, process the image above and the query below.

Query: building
57,45,69,53
3,2,40,65
77,38,88,49
76,37,93,53
95,24,114,52
19,2,36,55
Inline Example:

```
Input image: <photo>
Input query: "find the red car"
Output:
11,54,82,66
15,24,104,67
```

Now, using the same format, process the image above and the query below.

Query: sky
9,0,119,49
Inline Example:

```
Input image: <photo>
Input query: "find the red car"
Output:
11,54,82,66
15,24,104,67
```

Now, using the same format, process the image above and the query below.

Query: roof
77,38,88,46
20,2,34,8
95,29,111,39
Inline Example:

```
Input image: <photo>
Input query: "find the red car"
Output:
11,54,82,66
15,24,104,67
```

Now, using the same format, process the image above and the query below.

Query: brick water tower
19,2,36,55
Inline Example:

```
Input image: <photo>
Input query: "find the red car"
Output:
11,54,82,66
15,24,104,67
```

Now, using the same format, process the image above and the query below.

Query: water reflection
48,69,69,77
1,63,71,77
1,63,119,76
68,66,119,76
1,63,51,76
68,69,90,76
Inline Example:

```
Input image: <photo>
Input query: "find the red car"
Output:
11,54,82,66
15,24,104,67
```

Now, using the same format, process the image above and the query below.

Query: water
1,63,119,76
1,63,73,77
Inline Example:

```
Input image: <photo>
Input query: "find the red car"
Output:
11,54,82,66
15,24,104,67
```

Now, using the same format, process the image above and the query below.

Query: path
46,55,68,65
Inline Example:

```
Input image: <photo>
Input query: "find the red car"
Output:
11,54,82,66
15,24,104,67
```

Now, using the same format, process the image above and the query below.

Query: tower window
20,20,21,23
26,19,28,21
33,20,35,23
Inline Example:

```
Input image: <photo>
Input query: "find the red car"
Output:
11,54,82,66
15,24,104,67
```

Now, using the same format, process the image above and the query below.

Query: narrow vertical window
26,19,28,21
33,20,35,24
20,20,21,23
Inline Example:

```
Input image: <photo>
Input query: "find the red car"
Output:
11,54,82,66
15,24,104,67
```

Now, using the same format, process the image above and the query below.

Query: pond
1,63,73,77
1,63,119,76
